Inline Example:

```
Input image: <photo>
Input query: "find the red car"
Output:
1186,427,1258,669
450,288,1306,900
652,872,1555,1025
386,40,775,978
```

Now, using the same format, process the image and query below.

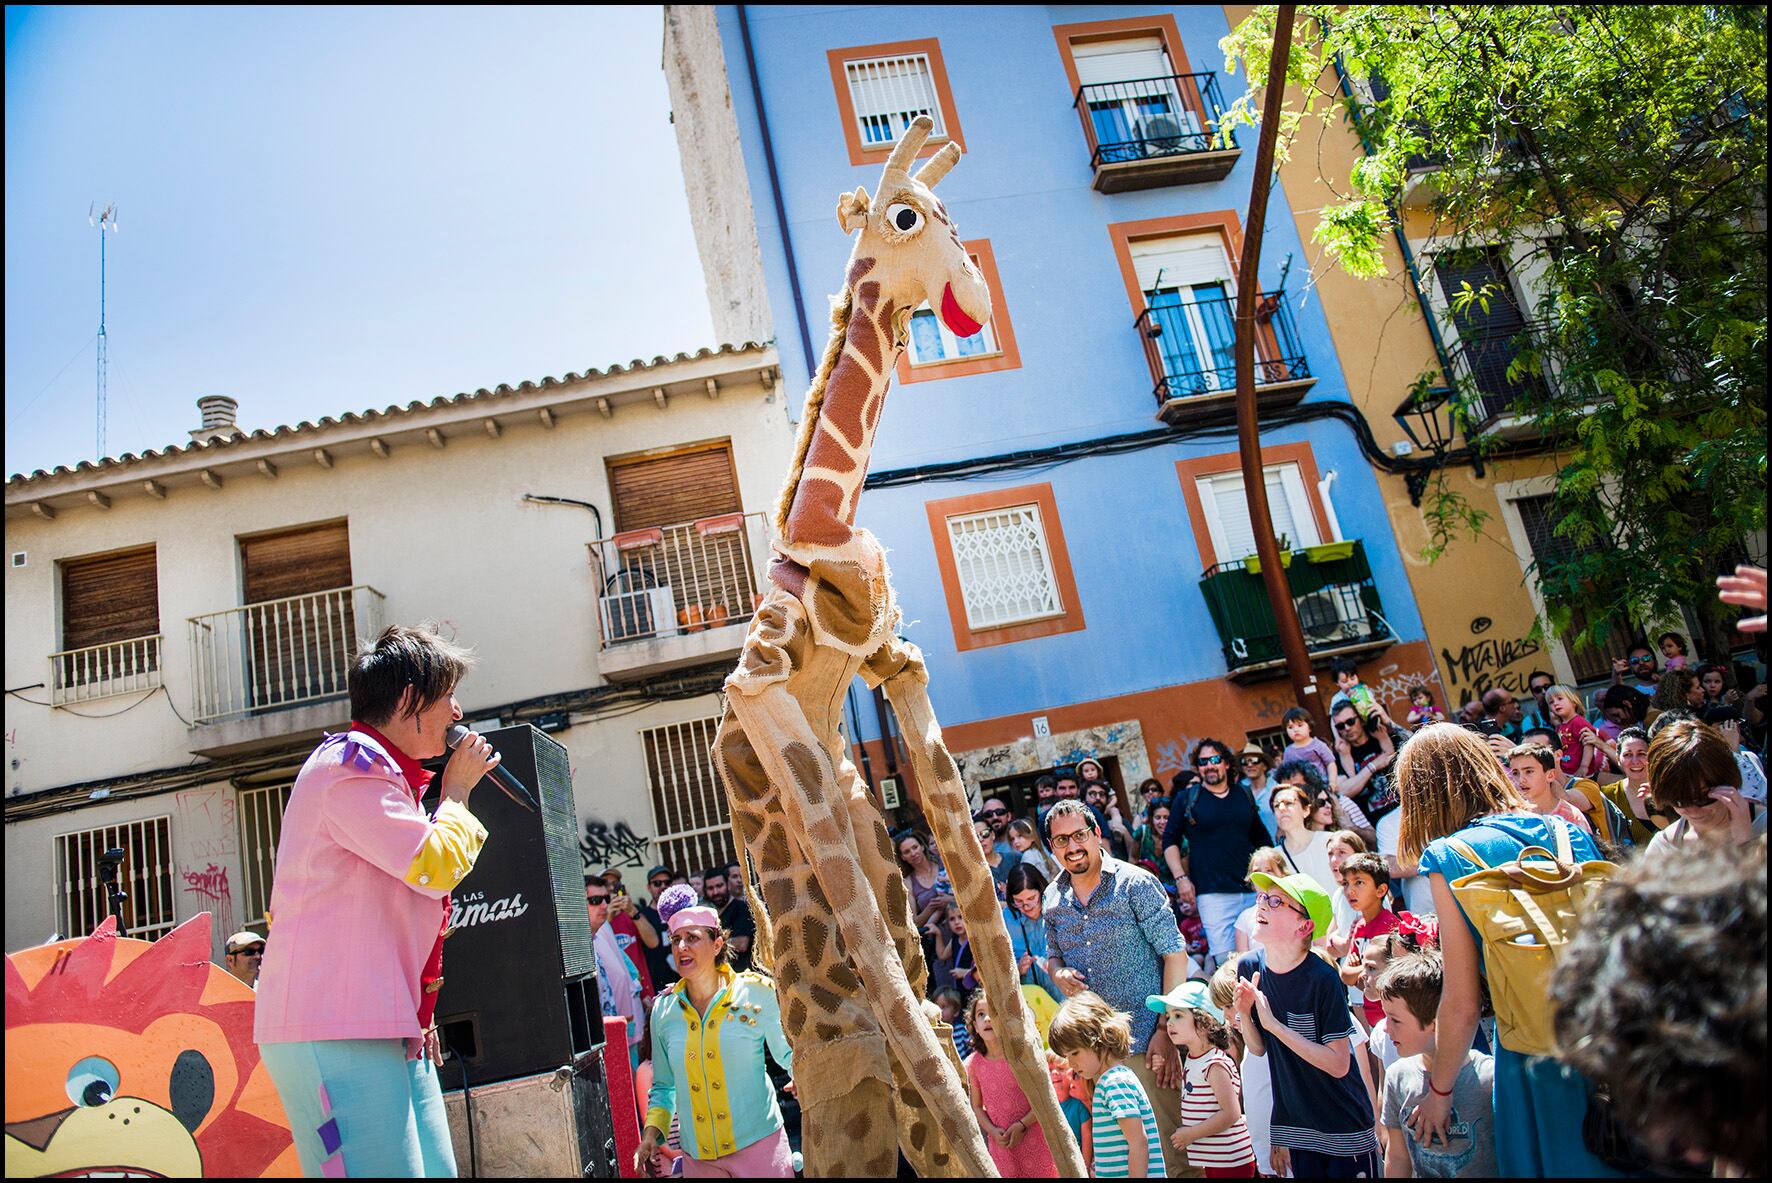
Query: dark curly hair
1551,838,1767,1175
1189,737,1236,769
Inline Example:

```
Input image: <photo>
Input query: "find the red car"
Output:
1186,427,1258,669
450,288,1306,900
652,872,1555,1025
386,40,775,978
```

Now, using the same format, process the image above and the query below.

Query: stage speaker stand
421,723,617,1178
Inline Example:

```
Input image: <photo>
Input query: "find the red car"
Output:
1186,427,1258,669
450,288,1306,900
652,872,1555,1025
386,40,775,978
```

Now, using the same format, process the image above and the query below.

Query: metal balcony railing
1073,72,1235,170
587,513,767,650
1198,540,1394,673
188,584,385,724
1442,321,1556,430
1136,289,1311,405
49,634,163,706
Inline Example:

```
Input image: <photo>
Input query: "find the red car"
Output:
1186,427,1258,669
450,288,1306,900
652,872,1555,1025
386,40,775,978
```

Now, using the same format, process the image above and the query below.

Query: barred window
237,783,293,934
946,504,1064,630
845,54,947,146
642,717,736,880
54,816,177,942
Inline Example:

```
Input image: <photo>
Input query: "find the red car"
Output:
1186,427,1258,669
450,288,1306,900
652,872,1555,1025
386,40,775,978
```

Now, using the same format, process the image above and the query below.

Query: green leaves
1222,4,1768,652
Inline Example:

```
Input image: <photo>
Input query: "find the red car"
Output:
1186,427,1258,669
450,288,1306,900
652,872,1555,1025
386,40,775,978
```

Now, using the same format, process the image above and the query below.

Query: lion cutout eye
66,1056,120,1108
884,203,923,234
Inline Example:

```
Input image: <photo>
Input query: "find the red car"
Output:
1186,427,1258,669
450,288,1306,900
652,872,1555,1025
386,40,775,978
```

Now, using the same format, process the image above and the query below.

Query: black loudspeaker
422,724,604,1090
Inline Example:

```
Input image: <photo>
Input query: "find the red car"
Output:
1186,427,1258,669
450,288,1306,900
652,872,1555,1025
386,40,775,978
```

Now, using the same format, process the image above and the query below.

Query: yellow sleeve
402,798,488,893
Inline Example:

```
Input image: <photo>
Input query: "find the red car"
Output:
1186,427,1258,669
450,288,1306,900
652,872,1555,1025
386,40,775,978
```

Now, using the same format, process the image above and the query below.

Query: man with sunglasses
1238,742,1280,839
979,795,1018,859
638,865,679,989
1162,738,1273,975
1612,643,1662,696
224,930,266,989
588,876,644,1066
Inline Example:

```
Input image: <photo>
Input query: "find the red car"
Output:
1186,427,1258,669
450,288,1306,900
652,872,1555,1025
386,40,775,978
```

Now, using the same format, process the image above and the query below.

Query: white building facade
5,343,786,962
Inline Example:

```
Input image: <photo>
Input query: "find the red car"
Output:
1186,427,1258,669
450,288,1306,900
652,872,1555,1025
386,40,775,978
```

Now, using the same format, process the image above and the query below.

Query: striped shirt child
1179,1047,1257,1171
1090,1063,1165,1177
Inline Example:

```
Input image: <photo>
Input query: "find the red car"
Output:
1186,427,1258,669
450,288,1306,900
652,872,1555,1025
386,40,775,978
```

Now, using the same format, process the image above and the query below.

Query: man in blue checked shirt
1043,799,1197,1175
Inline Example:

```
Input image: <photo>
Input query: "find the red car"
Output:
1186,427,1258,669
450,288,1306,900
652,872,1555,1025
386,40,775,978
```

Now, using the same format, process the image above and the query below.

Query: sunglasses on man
981,807,1010,818
1198,755,1226,766
1240,755,1266,766
1334,716,1361,731
586,892,610,905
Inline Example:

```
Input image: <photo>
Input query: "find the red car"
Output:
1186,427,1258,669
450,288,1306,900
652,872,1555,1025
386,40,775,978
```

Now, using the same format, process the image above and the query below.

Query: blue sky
4,5,717,478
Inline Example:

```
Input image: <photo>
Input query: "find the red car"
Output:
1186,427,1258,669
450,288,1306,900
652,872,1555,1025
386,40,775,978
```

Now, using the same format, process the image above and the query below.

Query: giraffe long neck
777,256,900,551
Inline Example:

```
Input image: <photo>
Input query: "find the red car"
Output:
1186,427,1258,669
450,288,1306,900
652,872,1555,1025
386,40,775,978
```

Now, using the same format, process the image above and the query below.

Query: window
55,816,177,942
1431,245,1547,422
238,783,293,934
946,504,1065,630
642,717,736,881
828,39,965,167
1512,493,1642,682
56,546,161,700
1074,37,1202,163
1194,463,1323,565
846,53,945,146
897,239,1021,383
238,521,355,712
1132,233,1238,396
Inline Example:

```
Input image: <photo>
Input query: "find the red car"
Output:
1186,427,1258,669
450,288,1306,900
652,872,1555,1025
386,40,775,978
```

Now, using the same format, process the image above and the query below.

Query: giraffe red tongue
939,283,983,338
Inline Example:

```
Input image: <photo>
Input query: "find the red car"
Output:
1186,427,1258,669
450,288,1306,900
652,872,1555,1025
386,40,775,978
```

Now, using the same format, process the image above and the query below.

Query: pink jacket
254,730,484,1044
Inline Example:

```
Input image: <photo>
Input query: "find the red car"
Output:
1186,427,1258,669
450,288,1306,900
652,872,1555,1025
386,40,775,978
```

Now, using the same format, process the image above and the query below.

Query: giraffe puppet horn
881,113,934,179
913,141,961,188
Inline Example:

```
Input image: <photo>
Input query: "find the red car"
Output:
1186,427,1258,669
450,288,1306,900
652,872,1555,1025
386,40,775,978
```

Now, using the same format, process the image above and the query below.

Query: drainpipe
1317,470,1344,542
1330,55,1453,372
736,5,818,398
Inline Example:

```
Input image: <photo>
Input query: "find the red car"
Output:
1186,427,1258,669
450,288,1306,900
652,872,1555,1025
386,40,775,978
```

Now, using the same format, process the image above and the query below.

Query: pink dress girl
1556,714,1599,777
966,1050,1059,1177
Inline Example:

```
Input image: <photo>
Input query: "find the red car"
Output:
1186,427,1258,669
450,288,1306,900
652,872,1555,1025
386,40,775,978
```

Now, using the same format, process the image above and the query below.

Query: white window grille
238,783,293,933
1195,463,1322,564
844,53,946,147
54,816,177,942
642,717,736,880
946,504,1065,630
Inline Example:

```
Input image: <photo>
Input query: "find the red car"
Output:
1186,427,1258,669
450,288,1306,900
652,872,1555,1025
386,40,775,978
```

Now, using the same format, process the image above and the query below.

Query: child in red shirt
1546,685,1601,777
1336,853,1400,1027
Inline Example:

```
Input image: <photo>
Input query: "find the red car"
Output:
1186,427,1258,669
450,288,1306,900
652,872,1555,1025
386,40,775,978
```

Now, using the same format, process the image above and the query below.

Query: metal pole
1234,6,1327,736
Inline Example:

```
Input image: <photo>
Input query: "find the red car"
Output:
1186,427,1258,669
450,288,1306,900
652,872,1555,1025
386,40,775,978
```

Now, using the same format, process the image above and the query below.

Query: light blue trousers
260,1039,456,1178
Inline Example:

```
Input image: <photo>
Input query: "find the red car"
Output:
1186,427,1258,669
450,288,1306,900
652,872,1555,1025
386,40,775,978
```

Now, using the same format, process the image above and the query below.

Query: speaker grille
535,729,595,979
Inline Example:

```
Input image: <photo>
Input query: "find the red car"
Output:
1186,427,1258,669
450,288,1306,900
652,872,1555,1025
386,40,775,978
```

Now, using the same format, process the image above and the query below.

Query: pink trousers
679,1126,794,1178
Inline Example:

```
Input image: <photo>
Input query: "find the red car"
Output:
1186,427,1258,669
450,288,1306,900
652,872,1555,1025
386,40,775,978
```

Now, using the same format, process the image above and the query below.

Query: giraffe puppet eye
883,202,924,235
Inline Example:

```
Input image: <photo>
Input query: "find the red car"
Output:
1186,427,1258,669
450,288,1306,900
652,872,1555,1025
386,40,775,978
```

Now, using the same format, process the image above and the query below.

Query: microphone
445,724,539,813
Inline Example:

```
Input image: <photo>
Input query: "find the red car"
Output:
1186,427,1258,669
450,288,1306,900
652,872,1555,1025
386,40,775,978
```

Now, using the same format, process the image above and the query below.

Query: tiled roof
6,341,772,489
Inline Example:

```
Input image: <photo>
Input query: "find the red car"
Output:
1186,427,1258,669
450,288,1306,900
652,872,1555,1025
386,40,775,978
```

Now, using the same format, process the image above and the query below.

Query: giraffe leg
801,1077,899,1179
724,681,999,1178
874,641,1089,1179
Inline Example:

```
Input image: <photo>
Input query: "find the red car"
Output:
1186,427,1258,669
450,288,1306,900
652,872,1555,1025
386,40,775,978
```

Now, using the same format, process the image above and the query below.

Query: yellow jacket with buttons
644,966,792,1160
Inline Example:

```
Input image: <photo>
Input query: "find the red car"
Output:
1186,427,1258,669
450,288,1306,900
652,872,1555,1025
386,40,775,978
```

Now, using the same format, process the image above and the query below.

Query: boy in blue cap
1234,871,1379,1177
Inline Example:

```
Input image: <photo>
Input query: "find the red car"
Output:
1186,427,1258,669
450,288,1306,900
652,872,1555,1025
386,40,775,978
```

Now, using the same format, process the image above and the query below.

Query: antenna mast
89,202,119,459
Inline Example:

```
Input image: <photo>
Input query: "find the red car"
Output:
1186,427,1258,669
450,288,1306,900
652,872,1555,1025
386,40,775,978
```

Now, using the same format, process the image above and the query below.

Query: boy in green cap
1234,871,1380,1177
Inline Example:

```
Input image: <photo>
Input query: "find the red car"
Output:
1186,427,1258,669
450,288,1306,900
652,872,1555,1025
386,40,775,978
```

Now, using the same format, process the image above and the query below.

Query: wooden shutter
61,547,159,651
241,521,352,604
608,445,741,532
239,522,353,709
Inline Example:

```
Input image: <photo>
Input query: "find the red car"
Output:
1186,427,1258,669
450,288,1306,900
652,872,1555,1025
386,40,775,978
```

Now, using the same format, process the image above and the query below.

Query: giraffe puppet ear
837,186,870,234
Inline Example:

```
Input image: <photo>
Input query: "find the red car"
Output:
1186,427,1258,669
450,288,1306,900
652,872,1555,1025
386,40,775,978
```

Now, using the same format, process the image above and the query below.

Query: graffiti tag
1440,633,1543,698
580,820,652,871
180,863,232,908
174,788,238,860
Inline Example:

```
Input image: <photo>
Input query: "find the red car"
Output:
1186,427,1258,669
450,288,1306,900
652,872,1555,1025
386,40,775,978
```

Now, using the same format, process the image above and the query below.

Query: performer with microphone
255,623,502,1178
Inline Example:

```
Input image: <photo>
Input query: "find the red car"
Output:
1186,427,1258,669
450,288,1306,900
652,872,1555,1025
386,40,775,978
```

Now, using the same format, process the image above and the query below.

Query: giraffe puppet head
836,114,991,345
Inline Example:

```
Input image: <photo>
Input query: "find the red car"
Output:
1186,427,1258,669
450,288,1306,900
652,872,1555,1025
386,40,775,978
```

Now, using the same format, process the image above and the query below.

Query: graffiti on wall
174,788,239,862
180,863,232,912
580,820,651,872
4,914,298,1177
1439,616,1543,702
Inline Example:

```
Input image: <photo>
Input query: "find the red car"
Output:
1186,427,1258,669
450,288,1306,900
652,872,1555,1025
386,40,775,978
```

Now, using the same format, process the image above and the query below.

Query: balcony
188,585,385,734
588,512,768,681
1441,322,1558,440
1074,72,1240,192
1137,289,1315,426
1198,540,1396,682
49,634,163,707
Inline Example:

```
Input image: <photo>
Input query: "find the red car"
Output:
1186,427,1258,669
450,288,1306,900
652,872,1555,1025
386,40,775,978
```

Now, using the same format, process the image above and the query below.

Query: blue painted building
663,4,1438,810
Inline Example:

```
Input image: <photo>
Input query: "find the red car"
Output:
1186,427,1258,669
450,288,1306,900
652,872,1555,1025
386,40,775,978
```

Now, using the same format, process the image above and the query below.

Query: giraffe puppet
710,116,1086,1178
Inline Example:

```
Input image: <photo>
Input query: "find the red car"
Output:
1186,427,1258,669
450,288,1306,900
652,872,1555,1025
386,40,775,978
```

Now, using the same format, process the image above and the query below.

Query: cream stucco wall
5,348,785,955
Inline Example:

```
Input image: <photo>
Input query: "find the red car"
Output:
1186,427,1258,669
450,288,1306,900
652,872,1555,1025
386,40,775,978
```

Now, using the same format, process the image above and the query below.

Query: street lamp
1393,379,1483,505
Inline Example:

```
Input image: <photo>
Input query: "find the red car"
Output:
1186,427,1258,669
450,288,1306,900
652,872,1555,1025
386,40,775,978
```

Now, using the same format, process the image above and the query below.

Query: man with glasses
1523,669,1557,732
638,865,679,989
1239,742,1280,838
224,930,266,989
979,795,1018,859
587,877,644,1063
1081,781,1134,861
1042,800,1194,1173
1332,705,1400,824
1613,643,1661,696
1162,738,1273,976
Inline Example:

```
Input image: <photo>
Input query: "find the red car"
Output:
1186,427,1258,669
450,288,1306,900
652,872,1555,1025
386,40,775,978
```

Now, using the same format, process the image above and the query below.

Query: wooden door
59,546,160,687
239,521,353,710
